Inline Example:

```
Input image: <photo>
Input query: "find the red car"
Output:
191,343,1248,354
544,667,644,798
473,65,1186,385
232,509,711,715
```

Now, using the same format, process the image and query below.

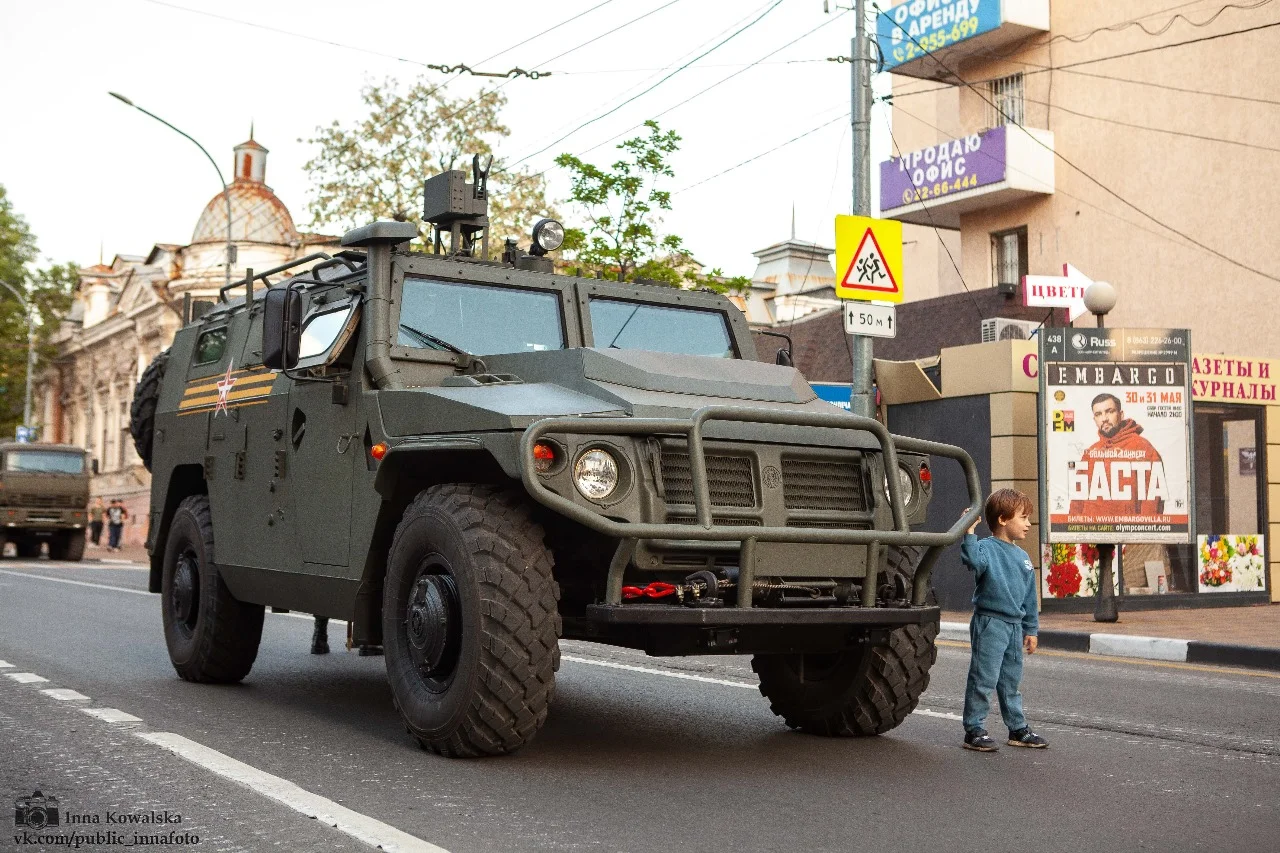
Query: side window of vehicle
193,327,228,365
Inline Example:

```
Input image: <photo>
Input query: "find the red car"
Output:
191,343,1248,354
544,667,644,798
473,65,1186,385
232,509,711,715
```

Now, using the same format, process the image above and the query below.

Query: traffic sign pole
849,0,875,417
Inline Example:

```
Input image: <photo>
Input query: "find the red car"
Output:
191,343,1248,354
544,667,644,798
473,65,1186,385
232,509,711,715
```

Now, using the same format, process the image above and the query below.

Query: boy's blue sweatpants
962,613,1027,733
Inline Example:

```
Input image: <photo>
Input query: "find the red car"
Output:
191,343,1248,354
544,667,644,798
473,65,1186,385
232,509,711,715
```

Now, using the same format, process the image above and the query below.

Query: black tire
130,349,169,472
161,495,264,683
49,531,86,562
15,538,42,559
383,484,561,758
751,545,939,736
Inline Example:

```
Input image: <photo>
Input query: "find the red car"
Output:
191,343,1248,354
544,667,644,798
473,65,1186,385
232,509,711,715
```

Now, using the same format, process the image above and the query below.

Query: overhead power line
674,113,848,194
871,4,1280,284
1020,98,1280,152
500,0,786,172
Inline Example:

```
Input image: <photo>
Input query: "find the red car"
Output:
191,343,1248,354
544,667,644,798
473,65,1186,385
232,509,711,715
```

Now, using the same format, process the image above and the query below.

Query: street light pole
108,93,234,290
0,279,36,431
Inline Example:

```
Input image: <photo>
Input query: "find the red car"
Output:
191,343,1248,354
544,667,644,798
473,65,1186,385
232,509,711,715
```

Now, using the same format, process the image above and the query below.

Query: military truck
0,441,90,560
133,161,980,757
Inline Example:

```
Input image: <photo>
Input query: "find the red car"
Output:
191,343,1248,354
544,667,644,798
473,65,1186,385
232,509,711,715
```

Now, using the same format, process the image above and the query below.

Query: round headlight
531,218,565,254
573,449,618,501
885,465,916,506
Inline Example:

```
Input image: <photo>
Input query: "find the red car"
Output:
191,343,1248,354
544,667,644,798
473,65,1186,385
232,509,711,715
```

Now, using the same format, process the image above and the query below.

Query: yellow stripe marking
184,373,276,396
180,384,278,409
176,398,272,417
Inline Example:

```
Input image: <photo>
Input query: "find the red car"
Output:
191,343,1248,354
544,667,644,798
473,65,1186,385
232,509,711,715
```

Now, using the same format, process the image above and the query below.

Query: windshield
4,450,85,474
398,277,565,356
589,298,735,358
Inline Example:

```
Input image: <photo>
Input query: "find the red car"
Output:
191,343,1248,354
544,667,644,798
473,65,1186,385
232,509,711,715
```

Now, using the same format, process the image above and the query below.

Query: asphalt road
2,557,1278,853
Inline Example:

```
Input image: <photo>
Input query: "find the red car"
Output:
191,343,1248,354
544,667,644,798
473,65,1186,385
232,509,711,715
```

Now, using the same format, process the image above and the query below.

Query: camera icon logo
14,790,60,829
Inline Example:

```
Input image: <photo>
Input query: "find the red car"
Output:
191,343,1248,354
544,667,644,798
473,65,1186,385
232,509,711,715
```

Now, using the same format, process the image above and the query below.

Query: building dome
190,135,300,246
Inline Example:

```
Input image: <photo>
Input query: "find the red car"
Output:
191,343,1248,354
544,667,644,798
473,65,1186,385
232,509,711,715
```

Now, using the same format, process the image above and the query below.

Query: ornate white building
36,135,339,545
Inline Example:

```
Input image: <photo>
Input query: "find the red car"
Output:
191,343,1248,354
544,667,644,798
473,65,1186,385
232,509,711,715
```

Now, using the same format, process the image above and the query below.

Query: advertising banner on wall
1039,328,1193,544
875,0,1003,71
880,126,1007,215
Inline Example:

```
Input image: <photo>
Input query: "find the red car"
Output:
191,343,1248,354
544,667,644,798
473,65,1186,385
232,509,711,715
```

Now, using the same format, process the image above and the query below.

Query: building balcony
876,0,1050,80
878,124,1054,229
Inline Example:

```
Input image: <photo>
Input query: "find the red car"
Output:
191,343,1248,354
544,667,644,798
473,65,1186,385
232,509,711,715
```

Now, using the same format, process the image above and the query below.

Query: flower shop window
1189,404,1268,594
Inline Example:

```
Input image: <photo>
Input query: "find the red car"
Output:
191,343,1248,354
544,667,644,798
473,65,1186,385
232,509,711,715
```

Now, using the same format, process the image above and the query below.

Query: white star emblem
214,360,237,416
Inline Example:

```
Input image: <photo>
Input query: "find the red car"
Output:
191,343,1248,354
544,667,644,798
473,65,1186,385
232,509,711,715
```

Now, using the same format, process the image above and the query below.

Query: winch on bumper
519,405,982,646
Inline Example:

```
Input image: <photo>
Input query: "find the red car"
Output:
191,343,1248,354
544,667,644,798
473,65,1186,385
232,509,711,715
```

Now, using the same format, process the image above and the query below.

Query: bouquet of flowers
1046,543,1082,598
1199,535,1233,588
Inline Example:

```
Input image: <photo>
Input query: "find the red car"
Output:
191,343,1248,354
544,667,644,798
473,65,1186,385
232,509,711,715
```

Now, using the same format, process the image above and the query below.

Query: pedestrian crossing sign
835,215,903,303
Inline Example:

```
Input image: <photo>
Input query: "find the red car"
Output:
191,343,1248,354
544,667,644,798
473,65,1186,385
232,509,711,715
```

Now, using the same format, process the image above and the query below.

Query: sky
0,0,895,278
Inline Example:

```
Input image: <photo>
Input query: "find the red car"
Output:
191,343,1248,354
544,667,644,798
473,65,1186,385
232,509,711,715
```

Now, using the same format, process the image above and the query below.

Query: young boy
960,488,1048,752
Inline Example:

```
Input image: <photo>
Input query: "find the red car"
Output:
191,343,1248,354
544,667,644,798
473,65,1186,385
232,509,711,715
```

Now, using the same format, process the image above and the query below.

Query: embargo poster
1040,328,1193,544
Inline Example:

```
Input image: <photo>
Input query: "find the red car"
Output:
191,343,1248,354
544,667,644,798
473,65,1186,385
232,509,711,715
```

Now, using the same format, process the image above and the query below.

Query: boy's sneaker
963,729,999,752
1008,727,1049,748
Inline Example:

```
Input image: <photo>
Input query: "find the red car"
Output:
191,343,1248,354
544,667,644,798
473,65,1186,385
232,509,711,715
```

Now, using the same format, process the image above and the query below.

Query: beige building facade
878,0,1280,357
36,136,338,546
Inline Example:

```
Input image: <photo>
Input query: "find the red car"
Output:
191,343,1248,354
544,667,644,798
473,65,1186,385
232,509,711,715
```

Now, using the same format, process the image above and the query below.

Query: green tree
0,184,76,438
301,78,556,252
554,121,748,293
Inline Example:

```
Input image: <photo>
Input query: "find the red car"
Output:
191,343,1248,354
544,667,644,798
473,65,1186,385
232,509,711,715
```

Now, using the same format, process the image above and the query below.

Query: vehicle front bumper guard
519,406,981,609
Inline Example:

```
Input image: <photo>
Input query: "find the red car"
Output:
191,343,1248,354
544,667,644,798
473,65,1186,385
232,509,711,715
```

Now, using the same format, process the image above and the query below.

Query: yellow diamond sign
835,215,903,304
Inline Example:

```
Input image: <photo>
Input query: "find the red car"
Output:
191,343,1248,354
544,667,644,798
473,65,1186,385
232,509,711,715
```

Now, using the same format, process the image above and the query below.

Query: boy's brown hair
984,488,1034,532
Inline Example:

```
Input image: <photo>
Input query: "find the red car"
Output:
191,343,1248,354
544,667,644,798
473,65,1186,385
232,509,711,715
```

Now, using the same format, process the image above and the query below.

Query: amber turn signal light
532,442,556,474
370,442,388,461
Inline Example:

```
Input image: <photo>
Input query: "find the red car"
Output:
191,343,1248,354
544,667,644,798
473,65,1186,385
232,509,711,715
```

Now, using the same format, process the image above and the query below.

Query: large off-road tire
751,545,939,736
49,530,86,562
161,495,264,683
15,537,42,559
130,349,169,472
383,484,561,758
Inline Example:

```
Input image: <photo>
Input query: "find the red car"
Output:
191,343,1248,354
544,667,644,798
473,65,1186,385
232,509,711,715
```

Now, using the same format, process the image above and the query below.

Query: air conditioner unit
981,317,1040,343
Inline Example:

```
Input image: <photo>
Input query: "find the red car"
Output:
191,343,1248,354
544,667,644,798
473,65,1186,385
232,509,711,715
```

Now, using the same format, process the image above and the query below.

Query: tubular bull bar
519,406,982,609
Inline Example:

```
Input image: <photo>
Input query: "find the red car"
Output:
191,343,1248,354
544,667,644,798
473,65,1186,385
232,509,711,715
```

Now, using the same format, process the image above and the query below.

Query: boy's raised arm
959,528,988,576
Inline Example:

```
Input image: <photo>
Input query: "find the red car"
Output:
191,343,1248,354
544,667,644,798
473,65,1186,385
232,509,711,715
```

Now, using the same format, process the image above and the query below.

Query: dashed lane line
5,672,49,683
137,732,449,853
562,654,758,689
41,688,89,701
0,568,151,596
81,707,143,723
0,660,13,668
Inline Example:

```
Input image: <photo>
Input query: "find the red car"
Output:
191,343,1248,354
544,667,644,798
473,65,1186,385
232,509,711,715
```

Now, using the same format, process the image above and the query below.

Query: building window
118,401,130,469
988,73,1024,128
990,226,1028,292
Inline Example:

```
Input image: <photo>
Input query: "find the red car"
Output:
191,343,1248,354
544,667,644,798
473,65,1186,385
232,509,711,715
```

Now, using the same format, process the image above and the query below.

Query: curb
938,621,1280,673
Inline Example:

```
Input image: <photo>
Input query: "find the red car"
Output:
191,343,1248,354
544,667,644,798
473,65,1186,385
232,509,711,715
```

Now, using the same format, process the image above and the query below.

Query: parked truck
0,441,90,560
133,160,981,757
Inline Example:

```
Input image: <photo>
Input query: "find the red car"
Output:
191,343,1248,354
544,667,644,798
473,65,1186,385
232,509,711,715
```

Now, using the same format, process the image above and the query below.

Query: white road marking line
0,660,14,668
137,732,448,853
6,672,49,684
81,707,142,723
563,654,759,689
41,688,90,701
914,708,963,721
0,569,151,596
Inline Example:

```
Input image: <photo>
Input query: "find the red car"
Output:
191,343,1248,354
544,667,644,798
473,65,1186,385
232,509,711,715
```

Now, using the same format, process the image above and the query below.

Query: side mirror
263,287,301,370
775,348,793,367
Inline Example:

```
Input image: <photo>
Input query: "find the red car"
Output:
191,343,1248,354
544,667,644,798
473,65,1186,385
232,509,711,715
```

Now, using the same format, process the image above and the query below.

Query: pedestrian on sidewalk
106,499,127,552
960,488,1049,752
88,497,105,548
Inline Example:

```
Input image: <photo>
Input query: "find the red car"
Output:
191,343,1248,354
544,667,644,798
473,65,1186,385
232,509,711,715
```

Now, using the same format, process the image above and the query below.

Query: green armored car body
0,441,90,560
134,163,980,757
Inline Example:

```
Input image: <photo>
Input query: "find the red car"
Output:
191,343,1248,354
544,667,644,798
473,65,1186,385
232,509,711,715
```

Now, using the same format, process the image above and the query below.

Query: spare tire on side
130,349,169,472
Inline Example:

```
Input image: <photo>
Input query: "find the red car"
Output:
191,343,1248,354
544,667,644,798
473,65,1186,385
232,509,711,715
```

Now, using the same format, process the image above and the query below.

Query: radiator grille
666,515,762,527
660,451,756,508
0,493,83,509
781,459,867,512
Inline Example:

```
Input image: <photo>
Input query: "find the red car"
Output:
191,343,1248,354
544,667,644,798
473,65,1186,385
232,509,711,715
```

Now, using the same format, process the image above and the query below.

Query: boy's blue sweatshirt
960,534,1038,635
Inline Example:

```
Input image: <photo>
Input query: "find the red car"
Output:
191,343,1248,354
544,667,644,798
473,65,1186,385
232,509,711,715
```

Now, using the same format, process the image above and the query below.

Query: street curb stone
938,620,1280,672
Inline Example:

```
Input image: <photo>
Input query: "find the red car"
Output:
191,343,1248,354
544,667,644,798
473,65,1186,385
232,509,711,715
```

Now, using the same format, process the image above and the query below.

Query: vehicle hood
377,348,870,447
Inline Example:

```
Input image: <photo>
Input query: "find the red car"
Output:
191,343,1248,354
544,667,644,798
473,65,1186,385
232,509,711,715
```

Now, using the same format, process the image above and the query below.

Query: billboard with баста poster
1039,328,1193,544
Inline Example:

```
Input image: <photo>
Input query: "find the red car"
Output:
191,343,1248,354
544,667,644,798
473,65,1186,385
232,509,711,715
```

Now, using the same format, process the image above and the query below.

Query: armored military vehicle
134,160,979,757
0,441,90,560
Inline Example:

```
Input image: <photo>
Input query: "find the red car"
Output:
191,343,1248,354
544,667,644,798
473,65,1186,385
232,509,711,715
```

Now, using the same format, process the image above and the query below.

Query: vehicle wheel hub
406,569,460,684
172,552,199,627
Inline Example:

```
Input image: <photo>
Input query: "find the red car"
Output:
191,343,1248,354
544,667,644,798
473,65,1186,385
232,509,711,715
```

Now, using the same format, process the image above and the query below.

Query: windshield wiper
399,323,469,356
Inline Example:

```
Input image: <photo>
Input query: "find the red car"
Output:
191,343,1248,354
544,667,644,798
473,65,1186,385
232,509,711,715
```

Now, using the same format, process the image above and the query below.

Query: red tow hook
621,581,679,600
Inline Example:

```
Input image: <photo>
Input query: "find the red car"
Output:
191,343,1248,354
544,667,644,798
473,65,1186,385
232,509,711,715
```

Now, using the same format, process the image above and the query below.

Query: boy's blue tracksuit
960,534,1039,733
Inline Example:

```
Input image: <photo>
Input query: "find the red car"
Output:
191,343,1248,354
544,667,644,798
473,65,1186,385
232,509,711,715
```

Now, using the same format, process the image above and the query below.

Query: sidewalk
942,604,1280,672
84,542,149,564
